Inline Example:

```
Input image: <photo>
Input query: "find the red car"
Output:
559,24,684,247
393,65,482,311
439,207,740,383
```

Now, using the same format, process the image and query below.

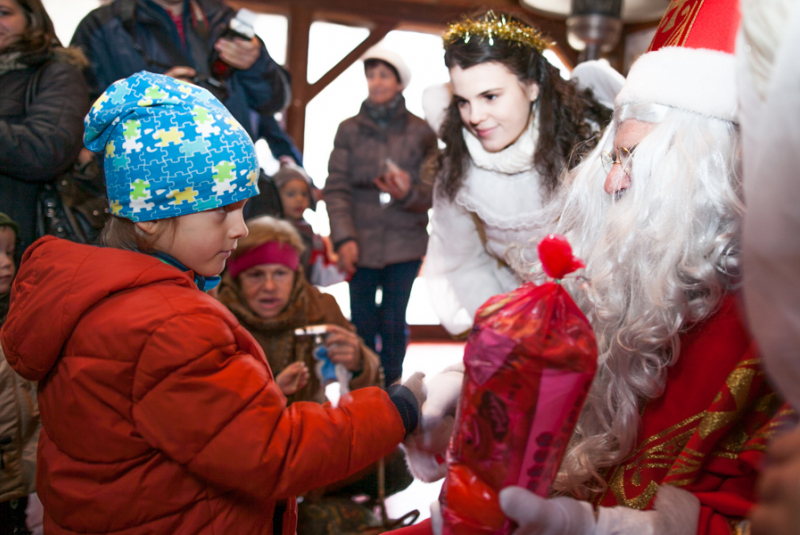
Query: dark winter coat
0,236,407,534
324,97,437,268
70,0,289,140
0,50,90,250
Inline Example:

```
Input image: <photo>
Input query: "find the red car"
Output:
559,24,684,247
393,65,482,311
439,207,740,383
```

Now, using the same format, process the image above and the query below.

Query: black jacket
70,0,289,138
0,51,90,251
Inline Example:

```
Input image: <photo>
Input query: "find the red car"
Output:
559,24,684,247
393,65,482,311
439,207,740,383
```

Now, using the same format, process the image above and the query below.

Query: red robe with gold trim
395,296,789,535
590,295,790,534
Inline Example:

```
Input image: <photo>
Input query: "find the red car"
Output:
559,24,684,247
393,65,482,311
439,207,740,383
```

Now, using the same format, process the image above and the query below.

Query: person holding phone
324,46,437,385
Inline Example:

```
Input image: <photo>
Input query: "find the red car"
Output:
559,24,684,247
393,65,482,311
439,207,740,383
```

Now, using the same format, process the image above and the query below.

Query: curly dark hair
433,12,611,202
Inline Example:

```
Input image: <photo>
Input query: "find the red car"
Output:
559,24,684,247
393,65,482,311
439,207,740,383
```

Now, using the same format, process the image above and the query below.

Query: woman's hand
374,166,411,200
324,324,361,372
274,361,310,396
214,37,261,71
751,425,800,535
337,241,358,276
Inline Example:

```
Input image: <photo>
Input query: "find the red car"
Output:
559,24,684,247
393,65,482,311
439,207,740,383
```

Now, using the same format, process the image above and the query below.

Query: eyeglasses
601,146,634,177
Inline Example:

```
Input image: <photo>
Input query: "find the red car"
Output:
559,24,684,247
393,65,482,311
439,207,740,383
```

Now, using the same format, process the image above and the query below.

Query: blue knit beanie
84,71,260,222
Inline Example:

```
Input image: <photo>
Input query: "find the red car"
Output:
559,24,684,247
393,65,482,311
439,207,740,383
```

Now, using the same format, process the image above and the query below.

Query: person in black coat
0,0,90,252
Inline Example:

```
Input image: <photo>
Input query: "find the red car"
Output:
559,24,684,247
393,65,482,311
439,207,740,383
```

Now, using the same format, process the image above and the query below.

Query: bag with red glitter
438,235,598,535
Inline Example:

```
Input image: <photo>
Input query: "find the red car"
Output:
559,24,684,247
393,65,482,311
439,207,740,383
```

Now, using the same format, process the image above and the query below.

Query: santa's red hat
615,0,741,122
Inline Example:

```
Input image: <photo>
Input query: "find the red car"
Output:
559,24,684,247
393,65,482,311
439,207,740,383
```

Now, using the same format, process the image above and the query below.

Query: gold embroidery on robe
596,358,781,510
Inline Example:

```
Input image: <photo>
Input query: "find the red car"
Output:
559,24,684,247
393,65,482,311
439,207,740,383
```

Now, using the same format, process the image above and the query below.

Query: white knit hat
361,46,412,89
615,0,741,122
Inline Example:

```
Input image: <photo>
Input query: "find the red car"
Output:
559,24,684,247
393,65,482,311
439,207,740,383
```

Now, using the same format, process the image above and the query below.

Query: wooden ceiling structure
228,0,653,152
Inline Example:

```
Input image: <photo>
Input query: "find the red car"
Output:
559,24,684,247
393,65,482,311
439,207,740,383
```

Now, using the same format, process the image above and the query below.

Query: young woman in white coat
425,12,611,335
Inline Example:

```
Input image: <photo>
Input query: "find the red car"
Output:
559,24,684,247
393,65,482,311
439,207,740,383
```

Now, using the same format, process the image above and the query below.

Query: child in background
274,162,347,287
0,212,41,535
0,72,424,535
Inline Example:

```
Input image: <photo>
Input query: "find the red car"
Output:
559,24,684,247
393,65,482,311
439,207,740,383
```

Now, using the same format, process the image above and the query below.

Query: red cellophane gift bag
439,235,598,535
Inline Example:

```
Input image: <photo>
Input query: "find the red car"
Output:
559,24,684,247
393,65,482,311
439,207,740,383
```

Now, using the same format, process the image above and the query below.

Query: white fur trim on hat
615,47,738,122
362,46,412,89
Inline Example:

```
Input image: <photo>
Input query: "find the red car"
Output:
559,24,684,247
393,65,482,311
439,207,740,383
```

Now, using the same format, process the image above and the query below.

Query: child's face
146,200,249,278
279,179,311,222
0,226,16,295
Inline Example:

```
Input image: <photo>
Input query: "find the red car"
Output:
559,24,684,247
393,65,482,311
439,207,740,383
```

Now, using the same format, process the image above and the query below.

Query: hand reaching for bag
499,488,595,535
498,484,700,535
403,363,463,482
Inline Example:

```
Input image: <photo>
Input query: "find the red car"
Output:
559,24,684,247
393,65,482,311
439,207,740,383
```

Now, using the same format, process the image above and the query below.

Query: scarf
455,114,550,230
363,93,403,129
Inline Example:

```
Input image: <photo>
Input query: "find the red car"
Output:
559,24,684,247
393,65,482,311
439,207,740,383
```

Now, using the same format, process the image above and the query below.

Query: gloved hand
500,487,595,535
499,484,701,535
421,362,464,428
402,371,427,409
403,363,464,482
403,414,454,482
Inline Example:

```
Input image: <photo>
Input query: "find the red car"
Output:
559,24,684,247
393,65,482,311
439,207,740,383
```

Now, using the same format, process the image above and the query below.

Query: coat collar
354,95,409,134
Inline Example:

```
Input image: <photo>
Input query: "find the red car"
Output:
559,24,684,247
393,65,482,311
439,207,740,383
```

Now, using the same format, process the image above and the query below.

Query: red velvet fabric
648,0,741,53
591,296,790,534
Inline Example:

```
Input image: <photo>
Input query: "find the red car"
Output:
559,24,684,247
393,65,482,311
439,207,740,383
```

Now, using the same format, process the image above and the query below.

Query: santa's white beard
521,109,743,497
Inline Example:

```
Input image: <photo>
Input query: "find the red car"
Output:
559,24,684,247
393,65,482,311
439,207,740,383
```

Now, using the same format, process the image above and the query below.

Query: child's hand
275,361,310,396
324,325,361,372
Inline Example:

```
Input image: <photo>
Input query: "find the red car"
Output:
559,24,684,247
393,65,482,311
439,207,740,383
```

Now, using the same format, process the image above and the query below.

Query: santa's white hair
519,102,743,497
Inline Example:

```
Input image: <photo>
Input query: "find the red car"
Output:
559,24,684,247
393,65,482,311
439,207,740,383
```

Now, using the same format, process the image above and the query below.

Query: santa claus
401,1,790,534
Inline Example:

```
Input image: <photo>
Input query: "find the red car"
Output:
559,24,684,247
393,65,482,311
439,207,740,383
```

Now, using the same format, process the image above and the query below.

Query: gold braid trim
443,11,553,53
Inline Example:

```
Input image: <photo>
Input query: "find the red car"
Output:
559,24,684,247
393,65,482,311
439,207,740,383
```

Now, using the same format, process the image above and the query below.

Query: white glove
403,363,464,482
403,414,454,482
500,487,595,535
421,362,464,427
499,485,700,535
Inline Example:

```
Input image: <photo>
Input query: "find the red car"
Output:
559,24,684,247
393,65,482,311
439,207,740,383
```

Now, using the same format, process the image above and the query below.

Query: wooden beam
307,21,397,101
284,10,398,153
240,0,534,29
237,0,577,67
285,6,312,152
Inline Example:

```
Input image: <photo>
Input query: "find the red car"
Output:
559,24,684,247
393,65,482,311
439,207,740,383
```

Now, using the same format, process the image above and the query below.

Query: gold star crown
443,11,553,53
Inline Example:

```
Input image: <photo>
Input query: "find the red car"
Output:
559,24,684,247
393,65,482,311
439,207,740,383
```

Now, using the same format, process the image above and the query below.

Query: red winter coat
0,237,406,534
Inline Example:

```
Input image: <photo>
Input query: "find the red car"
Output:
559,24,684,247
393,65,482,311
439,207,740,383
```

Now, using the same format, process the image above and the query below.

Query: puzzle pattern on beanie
84,71,260,222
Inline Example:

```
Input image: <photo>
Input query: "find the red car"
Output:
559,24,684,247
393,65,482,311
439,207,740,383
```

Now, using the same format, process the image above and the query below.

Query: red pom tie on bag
439,235,597,535
538,234,585,280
